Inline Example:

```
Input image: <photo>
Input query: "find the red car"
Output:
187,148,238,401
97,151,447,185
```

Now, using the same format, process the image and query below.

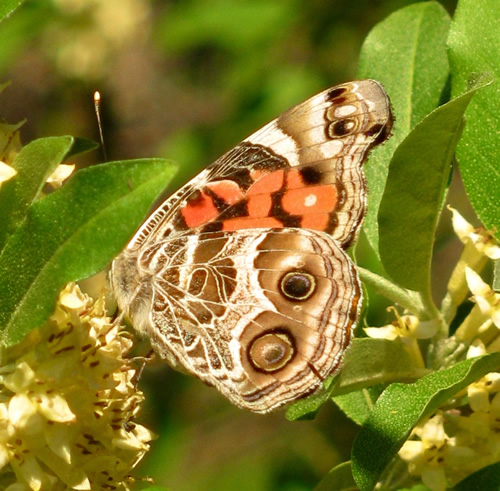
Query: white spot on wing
334,105,357,118
304,194,317,207
306,109,326,127
319,139,343,158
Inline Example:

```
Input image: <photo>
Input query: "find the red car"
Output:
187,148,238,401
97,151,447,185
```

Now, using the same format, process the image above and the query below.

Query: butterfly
111,80,393,413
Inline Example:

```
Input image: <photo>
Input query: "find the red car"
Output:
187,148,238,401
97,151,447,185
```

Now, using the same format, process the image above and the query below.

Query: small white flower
365,313,437,341
400,412,480,490
465,267,500,329
46,163,75,188
0,284,154,489
450,207,500,260
0,161,17,185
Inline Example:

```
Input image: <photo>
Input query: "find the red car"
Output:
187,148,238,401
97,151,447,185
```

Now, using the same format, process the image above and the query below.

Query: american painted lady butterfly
111,80,393,413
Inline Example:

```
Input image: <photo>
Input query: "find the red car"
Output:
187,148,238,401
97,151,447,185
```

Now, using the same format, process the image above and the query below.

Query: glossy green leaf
0,0,26,22
378,80,486,293
315,462,355,491
357,1,450,258
66,137,99,159
351,353,500,491
448,0,500,240
454,462,500,491
286,375,337,421
334,338,417,394
333,386,384,426
0,136,75,250
286,338,416,421
0,158,177,345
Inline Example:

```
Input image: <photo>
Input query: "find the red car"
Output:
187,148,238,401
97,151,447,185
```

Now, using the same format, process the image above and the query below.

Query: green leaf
285,375,337,421
357,1,451,258
66,137,99,159
0,0,26,22
0,158,177,345
333,386,384,426
448,0,500,240
334,338,417,394
358,267,426,317
377,79,487,293
0,136,75,250
315,461,356,491
351,352,500,491
454,462,500,491
286,338,416,421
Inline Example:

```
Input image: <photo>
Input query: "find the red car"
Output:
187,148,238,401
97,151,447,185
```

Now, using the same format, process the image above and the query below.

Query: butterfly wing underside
112,80,392,412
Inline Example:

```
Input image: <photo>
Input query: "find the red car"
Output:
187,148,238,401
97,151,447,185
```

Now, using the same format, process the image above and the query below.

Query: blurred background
0,1,463,489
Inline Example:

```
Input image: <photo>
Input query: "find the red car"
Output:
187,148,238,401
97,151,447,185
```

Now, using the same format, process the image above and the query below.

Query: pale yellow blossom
46,163,75,188
365,310,437,368
365,314,437,340
0,284,154,489
451,207,500,260
442,208,500,324
399,413,478,491
399,335,500,490
0,161,16,185
465,268,500,329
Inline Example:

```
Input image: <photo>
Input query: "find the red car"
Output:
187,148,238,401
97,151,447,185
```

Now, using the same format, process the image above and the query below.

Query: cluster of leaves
0,0,499,490
0,134,177,344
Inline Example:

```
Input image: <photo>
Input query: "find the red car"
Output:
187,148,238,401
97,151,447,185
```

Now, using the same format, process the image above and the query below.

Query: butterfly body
112,80,393,413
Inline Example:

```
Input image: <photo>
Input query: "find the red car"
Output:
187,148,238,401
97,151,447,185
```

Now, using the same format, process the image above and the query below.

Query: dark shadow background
1,1,467,489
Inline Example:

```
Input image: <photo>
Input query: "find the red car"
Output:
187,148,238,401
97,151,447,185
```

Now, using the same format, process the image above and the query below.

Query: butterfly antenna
131,349,155,389
94,90,108,162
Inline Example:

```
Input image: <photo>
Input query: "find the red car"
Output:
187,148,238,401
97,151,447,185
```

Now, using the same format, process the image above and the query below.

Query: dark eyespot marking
331,119,356,137
299,166,322,185
248,329,295,373
280,271,316,301
326,87,347,101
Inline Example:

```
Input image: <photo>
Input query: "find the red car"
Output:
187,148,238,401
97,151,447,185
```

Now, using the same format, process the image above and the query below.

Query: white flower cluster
0,284,154,490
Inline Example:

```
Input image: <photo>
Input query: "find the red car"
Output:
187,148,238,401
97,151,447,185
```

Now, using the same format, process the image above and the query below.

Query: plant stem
358,267,427,317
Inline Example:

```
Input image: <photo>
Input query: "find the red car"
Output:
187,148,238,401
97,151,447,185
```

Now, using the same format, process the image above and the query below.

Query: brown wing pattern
128,80,392,250
112,80,392,412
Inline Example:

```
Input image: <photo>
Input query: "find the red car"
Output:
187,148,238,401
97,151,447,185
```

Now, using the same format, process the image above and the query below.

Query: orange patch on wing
181,191,219,227
301,213,329,231
281,185,338,215
248,170,285,196
206,180,244,204
248,194,272,217
286,169,304,189
222,216,283,231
